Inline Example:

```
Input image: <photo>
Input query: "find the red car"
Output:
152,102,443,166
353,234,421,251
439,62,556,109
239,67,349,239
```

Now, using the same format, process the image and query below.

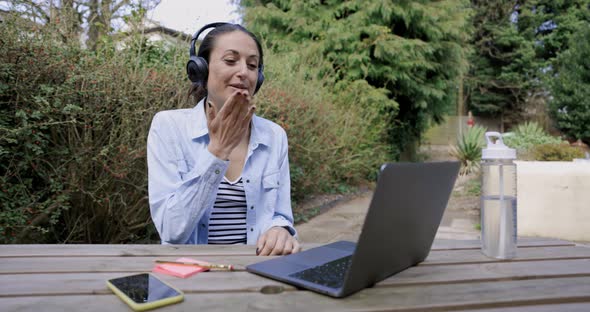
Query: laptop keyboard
288,255,352,289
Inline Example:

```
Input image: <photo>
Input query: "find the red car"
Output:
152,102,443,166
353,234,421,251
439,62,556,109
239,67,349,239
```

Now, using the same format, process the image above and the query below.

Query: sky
148,0,242,35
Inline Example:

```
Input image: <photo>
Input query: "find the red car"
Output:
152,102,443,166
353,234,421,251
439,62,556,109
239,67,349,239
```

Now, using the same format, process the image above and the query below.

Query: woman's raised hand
206,90,256,160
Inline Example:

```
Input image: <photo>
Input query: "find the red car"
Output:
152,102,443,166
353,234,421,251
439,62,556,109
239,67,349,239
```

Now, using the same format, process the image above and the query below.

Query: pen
155,260,234,271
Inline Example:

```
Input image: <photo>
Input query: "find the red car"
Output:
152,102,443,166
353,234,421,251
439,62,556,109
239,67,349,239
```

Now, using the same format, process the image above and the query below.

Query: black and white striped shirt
207,177,247,245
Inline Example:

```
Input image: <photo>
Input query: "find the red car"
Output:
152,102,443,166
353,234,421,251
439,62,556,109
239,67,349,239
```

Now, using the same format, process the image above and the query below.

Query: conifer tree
465,1,534,128
549,24,590,143
517,0,590,74
239,0,471,159
467,0,590,130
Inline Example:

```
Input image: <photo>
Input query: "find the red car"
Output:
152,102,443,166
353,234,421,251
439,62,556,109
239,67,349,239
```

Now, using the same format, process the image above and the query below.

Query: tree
0,0,160,50
238,0,471,159
549,24,590,143
465,1,535,130
466,0,590,130
517,0,590,74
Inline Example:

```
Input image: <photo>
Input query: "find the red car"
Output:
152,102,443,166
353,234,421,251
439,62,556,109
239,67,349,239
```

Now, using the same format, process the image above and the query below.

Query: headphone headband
189,22,231,57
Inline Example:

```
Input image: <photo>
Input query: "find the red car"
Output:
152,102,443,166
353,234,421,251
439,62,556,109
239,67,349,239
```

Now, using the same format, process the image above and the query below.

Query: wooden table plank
423,246,590,265
2,240,588,311
0,244,257,257
0,255,262,273
431,237,575,250
2,277,590,312
0,238,575,257
459,303,590,312
2,246,589,274
2,258,589,297
0,271,296,297
385,258,590,286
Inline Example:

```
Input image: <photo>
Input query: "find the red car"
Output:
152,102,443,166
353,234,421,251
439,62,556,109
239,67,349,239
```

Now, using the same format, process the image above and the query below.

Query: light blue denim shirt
147,100,296,245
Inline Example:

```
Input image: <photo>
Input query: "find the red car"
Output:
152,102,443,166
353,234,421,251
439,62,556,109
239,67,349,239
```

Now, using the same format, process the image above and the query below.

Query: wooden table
1,238,590,311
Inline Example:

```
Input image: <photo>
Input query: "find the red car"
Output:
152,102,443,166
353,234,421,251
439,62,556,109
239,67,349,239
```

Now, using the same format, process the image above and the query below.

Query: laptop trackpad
247,241,355,276
283,241,355,267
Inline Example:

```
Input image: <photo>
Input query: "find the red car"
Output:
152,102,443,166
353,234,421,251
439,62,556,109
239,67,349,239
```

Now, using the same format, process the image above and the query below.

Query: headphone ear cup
186,56,209,85
254,67,265,94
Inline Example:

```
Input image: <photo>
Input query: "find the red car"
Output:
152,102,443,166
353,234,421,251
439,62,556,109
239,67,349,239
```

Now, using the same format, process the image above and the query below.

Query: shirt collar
190,99,273,148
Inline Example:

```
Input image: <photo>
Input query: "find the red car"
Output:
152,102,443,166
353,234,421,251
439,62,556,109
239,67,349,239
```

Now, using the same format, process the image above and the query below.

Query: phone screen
108,273,181,304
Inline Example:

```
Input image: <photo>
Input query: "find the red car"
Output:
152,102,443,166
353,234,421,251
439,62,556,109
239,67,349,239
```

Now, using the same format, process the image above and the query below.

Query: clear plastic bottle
481,132,517,259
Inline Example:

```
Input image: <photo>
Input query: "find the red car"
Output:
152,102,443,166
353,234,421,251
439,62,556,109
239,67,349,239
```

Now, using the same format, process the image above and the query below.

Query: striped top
207,177,247,245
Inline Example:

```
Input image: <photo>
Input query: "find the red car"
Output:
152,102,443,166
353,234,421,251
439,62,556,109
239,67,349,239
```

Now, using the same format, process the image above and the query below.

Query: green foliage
532,143,585,161
449,125,487,175
467,0,590,129
0,12,388,243
465,178,481,196
466,0,534,123
240,0,471,159
518,0,590,74
549,24,590,142
0,15,186,243
256,52,388,202
294,207,320,224
503,121,565,151
453,176,481,196
512,121,546,137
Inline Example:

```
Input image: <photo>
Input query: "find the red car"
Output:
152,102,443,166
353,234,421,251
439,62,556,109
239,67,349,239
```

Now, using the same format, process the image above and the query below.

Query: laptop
246,161,460,298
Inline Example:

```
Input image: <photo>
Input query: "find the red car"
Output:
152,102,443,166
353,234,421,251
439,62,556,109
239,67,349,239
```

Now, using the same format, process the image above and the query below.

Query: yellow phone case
106,273,184,311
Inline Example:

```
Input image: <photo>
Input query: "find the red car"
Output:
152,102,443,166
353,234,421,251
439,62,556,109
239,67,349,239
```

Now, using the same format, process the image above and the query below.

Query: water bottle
481,132,517,259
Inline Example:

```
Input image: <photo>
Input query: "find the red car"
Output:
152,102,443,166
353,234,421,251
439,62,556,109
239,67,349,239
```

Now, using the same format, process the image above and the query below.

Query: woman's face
206,31,260,108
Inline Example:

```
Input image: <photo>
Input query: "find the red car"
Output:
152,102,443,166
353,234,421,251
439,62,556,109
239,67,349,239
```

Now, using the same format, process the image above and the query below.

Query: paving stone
297,184,482,243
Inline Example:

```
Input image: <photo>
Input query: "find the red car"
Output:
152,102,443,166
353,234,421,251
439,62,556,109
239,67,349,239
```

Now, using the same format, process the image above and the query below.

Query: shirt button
250,228,254,232
250,206,254,210
201,224,205,228
277,181,280,186
246,179,250,183
214,169,220,174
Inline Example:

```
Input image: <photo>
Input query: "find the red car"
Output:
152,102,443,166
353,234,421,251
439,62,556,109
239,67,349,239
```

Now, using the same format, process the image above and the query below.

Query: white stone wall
516,161,590,242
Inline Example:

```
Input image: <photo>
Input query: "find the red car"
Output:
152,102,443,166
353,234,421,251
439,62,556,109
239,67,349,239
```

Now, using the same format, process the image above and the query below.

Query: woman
147,23,300,256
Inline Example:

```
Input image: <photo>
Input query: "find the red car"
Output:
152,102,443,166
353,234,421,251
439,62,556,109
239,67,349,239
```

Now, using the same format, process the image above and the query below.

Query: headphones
186,22,265,94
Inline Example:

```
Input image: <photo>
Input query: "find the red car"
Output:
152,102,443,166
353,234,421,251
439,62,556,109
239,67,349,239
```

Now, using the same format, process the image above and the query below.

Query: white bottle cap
482,132,516,160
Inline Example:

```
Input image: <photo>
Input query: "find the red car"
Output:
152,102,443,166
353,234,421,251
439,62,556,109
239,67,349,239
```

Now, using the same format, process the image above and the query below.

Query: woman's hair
188,24,264,103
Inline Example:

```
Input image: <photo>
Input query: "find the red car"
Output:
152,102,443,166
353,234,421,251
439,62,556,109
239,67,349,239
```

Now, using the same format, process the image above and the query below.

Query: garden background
1,0,589,243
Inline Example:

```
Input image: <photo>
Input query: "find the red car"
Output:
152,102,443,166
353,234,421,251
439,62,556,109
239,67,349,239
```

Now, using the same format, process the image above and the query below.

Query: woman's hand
206,90,255,160
256,226,301,256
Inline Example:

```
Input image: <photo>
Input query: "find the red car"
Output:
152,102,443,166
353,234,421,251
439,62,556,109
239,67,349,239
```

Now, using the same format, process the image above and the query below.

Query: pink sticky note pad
153,257,209,278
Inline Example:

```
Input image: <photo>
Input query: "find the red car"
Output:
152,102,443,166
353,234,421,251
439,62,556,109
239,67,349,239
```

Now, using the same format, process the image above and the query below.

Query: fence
424,115,501,145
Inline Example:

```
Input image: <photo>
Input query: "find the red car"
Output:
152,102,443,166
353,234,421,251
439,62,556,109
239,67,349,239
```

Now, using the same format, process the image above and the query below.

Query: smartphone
106,273,184,311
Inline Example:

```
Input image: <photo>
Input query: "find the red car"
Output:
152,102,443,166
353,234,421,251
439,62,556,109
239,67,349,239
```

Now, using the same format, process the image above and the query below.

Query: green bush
503,121,565,151
257,52,389,203
532,144,585,161
449,125,487,175
0,14,389,243
0,16,186,243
